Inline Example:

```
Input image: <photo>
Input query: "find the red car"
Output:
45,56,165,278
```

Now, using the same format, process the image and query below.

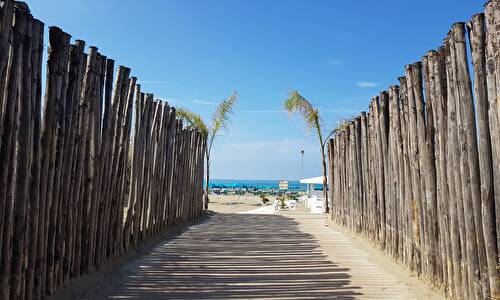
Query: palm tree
283,90,334,214
177,92,238,209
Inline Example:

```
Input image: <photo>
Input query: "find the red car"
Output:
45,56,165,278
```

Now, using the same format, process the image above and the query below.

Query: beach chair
285,200,298,211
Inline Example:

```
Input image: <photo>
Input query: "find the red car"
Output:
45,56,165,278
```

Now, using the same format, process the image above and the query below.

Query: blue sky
30,0,483,180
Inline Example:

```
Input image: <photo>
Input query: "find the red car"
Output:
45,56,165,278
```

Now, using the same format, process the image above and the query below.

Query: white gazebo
300,176,328,213
300,176,327,197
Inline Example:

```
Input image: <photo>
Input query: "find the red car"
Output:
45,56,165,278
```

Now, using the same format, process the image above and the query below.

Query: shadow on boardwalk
75,213,363,299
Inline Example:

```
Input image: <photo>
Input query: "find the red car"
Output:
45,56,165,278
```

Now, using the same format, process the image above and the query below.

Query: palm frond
283,90,322,131
210,91,238,137
176,108,209,138
334,118,352,134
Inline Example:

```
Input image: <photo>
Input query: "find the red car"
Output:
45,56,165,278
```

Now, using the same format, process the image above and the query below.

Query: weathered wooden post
421,53,440,283
26,18,44,300
0,0,14,148
484,1,500,288
398,77,414,269
0,4,29,297
468,11,500,298
95,58,114,265
445,36,470,298
451,22,485,299
10,5,33,299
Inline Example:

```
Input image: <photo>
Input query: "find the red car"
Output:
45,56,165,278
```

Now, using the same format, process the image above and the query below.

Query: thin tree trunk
204,156,210,210
321,148,329,214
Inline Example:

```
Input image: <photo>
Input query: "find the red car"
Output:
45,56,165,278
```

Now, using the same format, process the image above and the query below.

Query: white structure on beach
300,176,328,214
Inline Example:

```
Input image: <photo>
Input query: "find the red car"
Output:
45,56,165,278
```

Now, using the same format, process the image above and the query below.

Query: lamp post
300,150,304,191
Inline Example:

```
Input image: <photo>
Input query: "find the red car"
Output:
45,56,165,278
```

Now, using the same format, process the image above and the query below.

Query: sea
208,179,311,191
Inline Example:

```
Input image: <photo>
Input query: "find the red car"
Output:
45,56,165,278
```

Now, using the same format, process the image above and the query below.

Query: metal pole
300,150,304,192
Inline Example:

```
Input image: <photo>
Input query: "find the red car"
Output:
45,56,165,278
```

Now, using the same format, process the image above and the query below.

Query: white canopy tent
300,176,326,184
300,176,327,197
300,176,328,214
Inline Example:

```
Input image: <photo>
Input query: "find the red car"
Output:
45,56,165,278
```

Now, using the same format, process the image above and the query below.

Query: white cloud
356,81,380,88
192,99,217,105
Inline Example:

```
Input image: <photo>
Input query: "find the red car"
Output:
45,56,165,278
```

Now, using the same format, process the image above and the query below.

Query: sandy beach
207,194,273,213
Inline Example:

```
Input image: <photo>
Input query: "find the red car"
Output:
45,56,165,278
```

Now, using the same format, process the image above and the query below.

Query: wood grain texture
0,3,206,299
327,2,499,299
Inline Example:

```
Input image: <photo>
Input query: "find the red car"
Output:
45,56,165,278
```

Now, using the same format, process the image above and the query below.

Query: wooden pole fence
327,1,500,299
0,2,206,299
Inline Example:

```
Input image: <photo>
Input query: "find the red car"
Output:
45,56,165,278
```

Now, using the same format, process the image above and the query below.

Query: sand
208,194,271,213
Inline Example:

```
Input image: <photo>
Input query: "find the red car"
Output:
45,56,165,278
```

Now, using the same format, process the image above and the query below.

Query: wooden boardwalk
51,209,443,300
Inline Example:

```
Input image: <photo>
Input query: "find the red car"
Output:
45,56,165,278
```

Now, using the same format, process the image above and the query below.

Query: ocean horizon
208,179,318,191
